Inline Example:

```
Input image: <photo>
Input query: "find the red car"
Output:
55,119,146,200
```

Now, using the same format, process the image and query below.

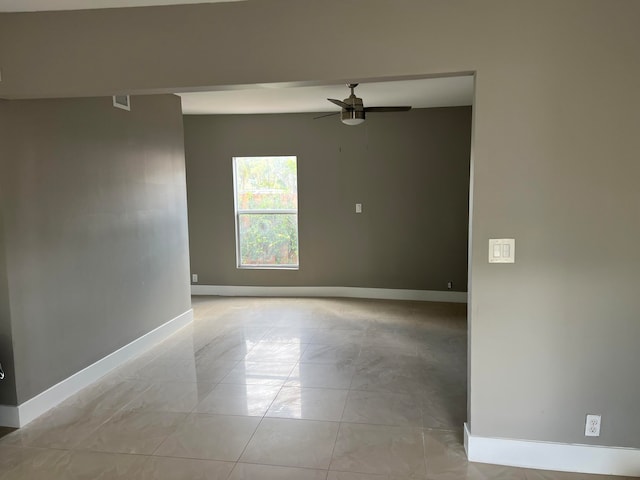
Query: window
233,156,299,269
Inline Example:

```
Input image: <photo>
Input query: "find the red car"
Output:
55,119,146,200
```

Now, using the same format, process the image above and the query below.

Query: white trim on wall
464,423,640,477
0,309,193,428
0,405,20,428
190,285,468,303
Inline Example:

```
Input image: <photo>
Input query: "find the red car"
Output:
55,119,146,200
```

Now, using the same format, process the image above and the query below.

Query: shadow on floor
0,426,16,439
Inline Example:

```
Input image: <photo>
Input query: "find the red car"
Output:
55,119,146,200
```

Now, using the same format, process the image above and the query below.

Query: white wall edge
0,309,193,428
464,423,640,477
191,285,468,303
0,405,20,428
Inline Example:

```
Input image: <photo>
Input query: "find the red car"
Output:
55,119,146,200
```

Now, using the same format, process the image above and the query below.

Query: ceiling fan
316,83,412,125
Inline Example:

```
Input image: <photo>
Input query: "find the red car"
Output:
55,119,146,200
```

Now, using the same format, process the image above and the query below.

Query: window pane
235,156,297,210
238,214,299,266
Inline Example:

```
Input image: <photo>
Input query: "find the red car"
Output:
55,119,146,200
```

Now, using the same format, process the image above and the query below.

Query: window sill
237,265,299,271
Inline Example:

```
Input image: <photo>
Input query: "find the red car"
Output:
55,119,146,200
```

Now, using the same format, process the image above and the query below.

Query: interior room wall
184,107,471,291
0,100,18,406
0,95,191,403
0,0,638,450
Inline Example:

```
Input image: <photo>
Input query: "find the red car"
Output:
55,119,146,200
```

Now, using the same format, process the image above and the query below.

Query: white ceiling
0,0,244,12
179,76,474,115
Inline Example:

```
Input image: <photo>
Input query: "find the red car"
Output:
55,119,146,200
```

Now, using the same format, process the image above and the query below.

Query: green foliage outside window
234,156,299,267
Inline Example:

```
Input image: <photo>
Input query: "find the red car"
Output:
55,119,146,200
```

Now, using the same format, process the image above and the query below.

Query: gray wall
185,108,471,291
0,100,18,405
0,95,191,403
0,0,639,449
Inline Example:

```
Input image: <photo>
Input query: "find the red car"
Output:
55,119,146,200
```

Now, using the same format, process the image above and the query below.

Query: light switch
355,203,362,213
489,239,515,263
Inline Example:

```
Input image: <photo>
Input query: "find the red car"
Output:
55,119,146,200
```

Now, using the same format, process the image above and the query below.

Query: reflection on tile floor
0,297,631,479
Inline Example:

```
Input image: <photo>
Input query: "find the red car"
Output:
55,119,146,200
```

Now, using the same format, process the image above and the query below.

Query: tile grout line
144,325,258,460
192,319,273,480
227,355,294,472
326,342,363,476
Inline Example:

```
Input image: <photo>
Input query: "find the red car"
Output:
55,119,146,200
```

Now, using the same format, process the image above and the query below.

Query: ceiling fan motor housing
345,95,364,109
341,108,365,125
326,83,410,125
341,93,365,125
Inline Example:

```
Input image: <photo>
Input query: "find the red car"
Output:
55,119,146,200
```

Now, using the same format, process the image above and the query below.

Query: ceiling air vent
112,95,131,111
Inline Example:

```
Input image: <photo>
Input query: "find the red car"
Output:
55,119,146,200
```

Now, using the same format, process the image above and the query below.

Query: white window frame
232,156,299,270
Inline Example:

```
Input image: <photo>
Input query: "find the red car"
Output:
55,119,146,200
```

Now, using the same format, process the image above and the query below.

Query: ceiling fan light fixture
341,109,365,126
321,84,411,125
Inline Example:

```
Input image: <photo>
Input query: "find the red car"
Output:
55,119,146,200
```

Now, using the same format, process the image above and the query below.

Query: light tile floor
0,297,632,479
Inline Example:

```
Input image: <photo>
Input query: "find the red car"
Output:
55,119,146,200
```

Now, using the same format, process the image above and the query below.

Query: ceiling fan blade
313,112,340,120
328,98,352,109
364,106,412,112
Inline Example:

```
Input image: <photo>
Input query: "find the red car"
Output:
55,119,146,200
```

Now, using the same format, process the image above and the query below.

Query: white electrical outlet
192,274,198,283
585,414,601,437
355,203,362,213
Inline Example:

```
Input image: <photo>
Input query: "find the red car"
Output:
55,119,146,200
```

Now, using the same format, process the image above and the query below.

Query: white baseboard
191,285,467,303
464,423,640,477
0,405,19,428
0,309,193,428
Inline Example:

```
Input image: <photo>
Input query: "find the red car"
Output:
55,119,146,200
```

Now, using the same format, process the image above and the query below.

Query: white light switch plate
489,239,515,263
